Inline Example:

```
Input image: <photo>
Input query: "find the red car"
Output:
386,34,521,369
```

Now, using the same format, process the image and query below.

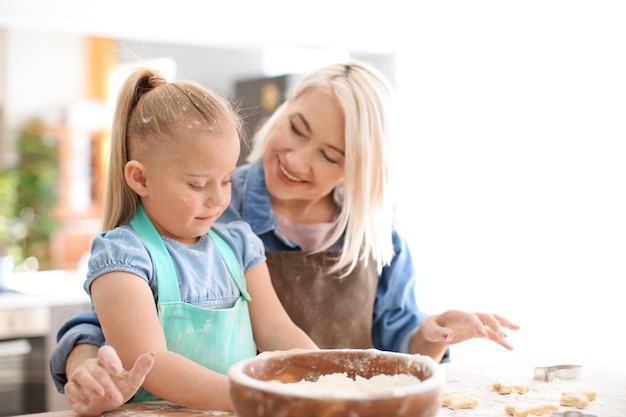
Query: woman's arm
50,318,104,392
373,228,519,360
245,262,319,352
410,310,520,361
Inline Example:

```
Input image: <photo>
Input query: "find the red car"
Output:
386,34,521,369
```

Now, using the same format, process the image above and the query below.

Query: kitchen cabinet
0,270,90,413
234,74,299,166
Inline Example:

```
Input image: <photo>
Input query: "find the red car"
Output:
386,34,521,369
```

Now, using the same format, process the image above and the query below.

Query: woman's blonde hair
103,67,242,231
247,60,396,275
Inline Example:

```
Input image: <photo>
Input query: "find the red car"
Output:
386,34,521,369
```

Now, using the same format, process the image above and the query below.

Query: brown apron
265,251,378,349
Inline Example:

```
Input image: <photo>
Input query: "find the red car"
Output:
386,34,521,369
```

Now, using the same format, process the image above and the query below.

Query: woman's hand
64,345,154,417
421,309,520,350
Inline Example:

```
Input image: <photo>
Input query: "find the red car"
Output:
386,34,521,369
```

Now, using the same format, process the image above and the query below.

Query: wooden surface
15,401,235,417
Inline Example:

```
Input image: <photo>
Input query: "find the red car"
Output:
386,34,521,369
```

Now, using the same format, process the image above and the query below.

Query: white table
438,338,626,417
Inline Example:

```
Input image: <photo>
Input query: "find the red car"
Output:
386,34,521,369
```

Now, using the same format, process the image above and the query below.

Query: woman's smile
277,159,306,184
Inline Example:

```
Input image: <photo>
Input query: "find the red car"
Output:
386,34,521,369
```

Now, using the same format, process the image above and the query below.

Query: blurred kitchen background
0,0,625,414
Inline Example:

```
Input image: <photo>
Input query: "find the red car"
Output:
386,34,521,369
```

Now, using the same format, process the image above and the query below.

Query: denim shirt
221,161,427,355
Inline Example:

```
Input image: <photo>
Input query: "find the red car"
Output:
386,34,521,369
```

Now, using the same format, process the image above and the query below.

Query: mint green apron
129,205,257,402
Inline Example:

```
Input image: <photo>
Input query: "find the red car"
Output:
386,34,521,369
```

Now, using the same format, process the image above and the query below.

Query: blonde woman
221,60,517,355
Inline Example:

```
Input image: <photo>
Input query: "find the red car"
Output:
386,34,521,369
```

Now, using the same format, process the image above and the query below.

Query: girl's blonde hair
247,60,396,275
103,67,242,231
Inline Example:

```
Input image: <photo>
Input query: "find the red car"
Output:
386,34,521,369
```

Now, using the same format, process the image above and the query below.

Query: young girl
71,67,317,415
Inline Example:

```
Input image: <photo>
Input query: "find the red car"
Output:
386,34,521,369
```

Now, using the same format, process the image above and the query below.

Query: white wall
394,1,626,364
1,28,87,166
0,28,394,166
2,1,624,366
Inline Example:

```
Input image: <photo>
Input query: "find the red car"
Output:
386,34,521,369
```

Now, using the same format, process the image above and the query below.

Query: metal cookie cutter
533,364,582,382
553,412,597,417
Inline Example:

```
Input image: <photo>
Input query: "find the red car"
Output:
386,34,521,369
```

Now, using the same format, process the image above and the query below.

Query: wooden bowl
228,348,445,417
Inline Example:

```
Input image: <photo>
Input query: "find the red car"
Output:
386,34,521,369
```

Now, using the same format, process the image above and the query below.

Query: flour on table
504,402,559,417
105,400,233,416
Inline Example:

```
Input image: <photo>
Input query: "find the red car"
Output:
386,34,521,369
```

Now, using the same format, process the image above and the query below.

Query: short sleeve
85,226,156,296
211,220,266,273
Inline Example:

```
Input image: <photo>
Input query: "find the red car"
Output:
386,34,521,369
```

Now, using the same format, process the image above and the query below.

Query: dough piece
504,403,559,417
441,392,479,409
492,381,530,394
560,389,597,408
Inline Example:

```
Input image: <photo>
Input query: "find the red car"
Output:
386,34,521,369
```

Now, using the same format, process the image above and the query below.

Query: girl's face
263,87,345,207
140,127,240,244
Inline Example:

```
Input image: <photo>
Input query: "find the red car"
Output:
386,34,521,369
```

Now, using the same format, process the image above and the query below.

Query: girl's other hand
64,345,155,417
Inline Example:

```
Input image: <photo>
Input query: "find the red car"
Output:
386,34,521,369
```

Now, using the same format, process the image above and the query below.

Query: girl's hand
64,345,154,417
421,309,520,350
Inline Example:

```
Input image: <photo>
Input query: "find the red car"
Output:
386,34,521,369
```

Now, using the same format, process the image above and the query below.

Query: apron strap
130,204,180,303
130,203,251,303
208,229,251,301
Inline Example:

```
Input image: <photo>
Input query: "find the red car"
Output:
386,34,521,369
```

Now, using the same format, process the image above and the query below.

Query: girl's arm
245,262,319,352
90,271,234,411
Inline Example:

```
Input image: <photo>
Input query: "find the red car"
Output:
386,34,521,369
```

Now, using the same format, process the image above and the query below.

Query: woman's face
263,87,345,206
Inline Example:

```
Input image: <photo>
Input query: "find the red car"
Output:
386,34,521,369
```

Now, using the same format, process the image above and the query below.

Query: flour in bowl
270,372,421,394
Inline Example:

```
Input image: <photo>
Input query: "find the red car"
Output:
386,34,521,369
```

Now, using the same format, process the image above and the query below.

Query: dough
269,372,421,394
441,392,479,409
504,403,559,417
560,389,597,408
492,381,530,395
